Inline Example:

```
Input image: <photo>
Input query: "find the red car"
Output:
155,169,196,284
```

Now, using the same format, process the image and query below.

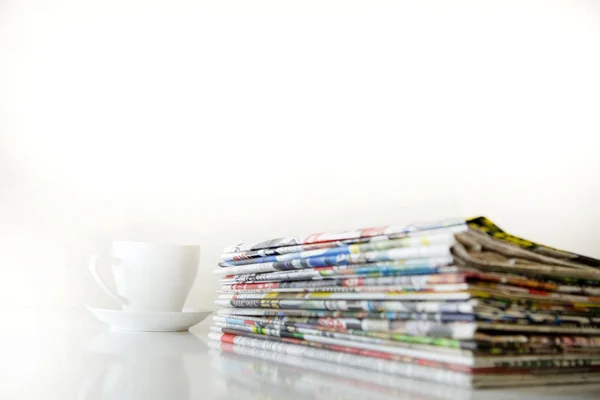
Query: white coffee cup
89,241,200,312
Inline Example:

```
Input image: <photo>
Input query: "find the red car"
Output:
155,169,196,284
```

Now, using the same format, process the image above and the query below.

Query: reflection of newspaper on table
209,332,600,388
209,341,474,400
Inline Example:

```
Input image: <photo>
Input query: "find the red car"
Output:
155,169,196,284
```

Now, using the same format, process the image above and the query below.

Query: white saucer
87,307,213,332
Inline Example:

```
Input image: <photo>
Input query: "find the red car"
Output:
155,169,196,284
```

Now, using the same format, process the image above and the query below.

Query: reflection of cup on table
89,241,200,312
80,330,207,400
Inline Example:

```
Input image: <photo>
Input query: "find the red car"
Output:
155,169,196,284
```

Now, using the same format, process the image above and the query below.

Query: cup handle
88,253,128,305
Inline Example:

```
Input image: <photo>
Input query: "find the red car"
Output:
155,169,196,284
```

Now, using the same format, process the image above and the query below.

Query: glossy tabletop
1,309,599,400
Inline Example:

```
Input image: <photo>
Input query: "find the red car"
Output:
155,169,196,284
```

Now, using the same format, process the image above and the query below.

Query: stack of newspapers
209,217,600,388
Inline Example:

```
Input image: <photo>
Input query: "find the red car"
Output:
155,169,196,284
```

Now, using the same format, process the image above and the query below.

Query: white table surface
1,309,599,400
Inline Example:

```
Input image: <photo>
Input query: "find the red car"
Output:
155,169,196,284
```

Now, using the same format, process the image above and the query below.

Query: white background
1,0,599,311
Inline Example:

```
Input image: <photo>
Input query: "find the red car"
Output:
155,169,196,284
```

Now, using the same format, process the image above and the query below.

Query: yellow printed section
468,290,491,299
348,244,361,254
467,216,600,267
307,292,332,298
468,216,561,252
573,302,600,308
260,299,280,309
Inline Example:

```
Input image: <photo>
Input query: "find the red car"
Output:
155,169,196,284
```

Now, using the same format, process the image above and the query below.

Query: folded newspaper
211,216,600,388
